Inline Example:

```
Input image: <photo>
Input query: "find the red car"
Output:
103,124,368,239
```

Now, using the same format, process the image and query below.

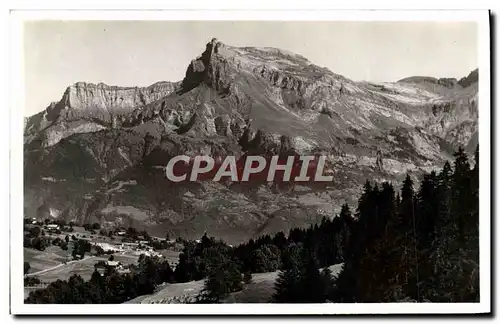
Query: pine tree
197,251,243,303
337,204,353,262
414,171,440,299
450,146,479,301
272,231,287,250
425,147,479,302
88,269,105,303
452,146,471,241
243,271,252,284
396,174,420,300
251,248,269,273
357,182,401,301
272,260,303,303
320,267,336,302
272,246,326,303
334,182,372,302
298,248,325,303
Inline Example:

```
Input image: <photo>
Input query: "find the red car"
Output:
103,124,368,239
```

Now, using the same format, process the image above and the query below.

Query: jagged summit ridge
180,38,326,94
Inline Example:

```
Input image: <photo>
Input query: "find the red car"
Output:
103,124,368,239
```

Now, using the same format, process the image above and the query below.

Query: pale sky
24,21,478,116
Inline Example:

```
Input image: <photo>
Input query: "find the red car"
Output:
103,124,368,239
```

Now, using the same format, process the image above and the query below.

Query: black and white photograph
9,9,491,315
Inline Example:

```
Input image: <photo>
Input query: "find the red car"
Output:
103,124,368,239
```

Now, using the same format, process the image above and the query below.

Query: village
23,217,184,298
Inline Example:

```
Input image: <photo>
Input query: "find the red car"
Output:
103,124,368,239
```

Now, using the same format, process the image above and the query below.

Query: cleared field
223,271,279,303
125,280,205,304
126,263,344,304
158,249,181,267
24,246,71,273
110,251,140,265
33,256,109,283
25,244,177,283
70,226,87,234
225,263,344,303
27,251,156,283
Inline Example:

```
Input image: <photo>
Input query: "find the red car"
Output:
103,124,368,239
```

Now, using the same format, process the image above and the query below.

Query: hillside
125,263,344,304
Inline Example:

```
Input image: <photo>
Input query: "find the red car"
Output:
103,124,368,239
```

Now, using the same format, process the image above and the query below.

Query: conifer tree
452,147,472,241
396,174,420,300
298,248,325,303
320,266,336,302
272,245,326,303
272,259,303,303
197,250,243,303
337,204,353,262
416,172,439,249
425,147,479,301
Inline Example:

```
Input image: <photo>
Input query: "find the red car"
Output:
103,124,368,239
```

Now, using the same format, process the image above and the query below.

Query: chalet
117,268,130,274
106,261,120,268
121,242,139,250
45,224,60,232
140,250,162,258
94,260,123,275
94,242,121,253
94,266,106,276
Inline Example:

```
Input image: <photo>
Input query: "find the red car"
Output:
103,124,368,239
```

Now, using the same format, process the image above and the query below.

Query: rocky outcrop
60,81,179,119
257,65,305,92
375,150,384,171
180,38,233,94
458,69,478,88
24,81,179,147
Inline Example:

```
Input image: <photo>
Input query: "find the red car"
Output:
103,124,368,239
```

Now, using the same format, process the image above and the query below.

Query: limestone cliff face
62,81,178,116
24,81,179,147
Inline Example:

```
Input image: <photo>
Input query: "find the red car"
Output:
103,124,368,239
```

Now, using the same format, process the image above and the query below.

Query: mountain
24,81,179,148
24,38,479,244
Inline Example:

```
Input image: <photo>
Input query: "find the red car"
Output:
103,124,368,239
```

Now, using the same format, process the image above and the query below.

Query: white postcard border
9,9,491,315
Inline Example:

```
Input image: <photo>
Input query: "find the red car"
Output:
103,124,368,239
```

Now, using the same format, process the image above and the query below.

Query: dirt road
25,256,96,277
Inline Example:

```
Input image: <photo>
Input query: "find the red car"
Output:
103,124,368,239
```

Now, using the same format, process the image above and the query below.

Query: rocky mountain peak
180,38,233,93
180,38,320,95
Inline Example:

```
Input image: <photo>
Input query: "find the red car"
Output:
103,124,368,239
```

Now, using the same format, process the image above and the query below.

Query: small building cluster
45,224,60,233
94,260,131,276
92,241,162,258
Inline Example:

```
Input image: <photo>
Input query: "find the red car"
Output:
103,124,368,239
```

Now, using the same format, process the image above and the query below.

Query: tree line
333,146,479,302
